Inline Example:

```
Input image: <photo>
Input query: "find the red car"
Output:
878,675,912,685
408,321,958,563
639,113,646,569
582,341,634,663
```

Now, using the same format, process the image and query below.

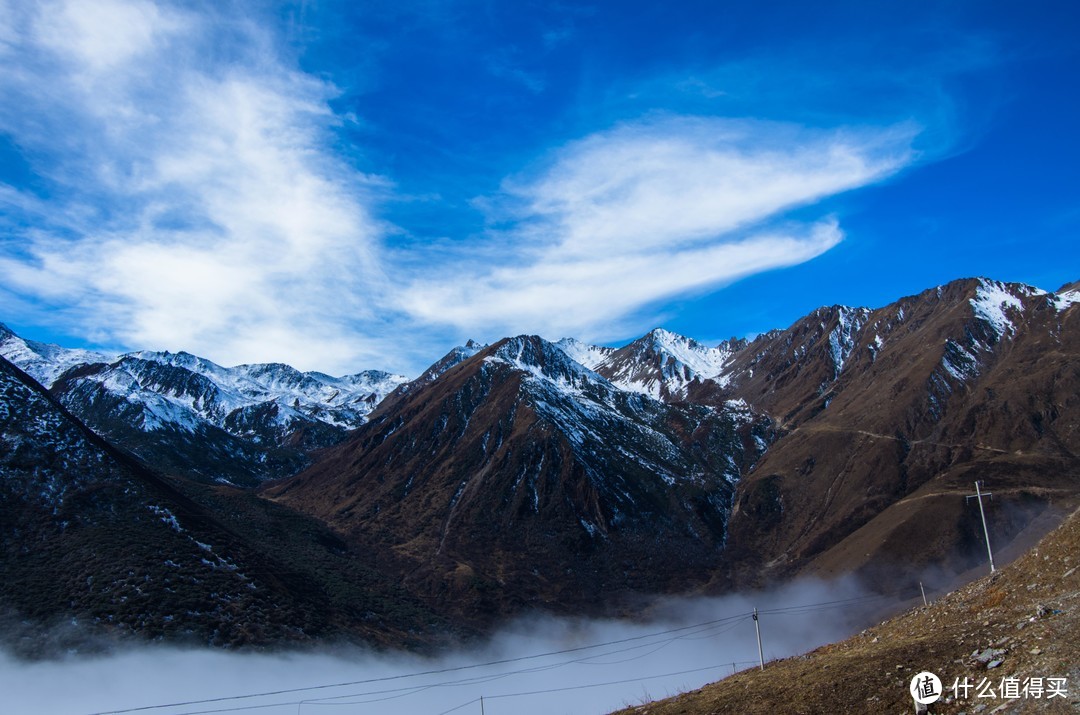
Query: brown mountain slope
264,336,767,625
612,504,1080,715
722,278,1080,591
264,278,1078,627
0,355,444,653
704,303,871,426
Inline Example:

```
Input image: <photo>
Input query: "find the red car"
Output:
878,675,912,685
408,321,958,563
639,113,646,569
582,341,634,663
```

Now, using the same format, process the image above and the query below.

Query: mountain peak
485,335,601,387
970,277,1044,339
0,324,403,485
553,337,615,370
595,327,740,400
0,325,114,387
408,340,487,387
268,333,764,624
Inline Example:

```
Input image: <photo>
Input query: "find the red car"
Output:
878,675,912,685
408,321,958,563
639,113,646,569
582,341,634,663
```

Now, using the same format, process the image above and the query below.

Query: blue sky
0,0,1077,375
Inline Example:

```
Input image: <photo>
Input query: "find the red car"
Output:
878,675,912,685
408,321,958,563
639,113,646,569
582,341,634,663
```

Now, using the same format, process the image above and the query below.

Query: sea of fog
2,578,910,715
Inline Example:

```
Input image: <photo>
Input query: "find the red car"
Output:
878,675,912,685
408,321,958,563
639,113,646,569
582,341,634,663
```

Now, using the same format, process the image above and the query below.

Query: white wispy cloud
0,0,393,373
401,117,917,341
0,1,922,374
33,0,187,73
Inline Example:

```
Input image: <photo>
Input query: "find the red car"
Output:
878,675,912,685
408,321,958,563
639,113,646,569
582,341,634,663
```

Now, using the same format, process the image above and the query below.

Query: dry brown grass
611,508,1080,714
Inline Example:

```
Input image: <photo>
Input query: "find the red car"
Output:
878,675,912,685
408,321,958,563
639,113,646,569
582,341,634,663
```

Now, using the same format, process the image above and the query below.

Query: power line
77,613,748,715
251,624,741,711
758,590,912,617
434,698,481,715
78,587,918,715
312,625,722,703
455,663,732,706
432,659,765,715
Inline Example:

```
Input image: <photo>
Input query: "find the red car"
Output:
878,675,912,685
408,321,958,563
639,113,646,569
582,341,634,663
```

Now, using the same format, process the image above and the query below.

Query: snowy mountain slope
483,335,751,489
593,328,744,400
0,327,407,485
553,337,615,370
725,277,1080,591
267,334,771,622
0,322,114,387
114,351,406,431
404,339,486,387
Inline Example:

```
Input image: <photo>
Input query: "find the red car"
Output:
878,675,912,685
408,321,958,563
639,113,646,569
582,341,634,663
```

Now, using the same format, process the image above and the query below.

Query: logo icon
910,671,943,704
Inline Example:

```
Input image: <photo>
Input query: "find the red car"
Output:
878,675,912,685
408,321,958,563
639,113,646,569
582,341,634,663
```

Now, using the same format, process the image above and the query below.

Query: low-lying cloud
2,578,906,715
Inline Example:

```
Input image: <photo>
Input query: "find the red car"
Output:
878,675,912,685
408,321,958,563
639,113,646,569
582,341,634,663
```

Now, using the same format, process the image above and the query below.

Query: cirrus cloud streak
402,118,917,342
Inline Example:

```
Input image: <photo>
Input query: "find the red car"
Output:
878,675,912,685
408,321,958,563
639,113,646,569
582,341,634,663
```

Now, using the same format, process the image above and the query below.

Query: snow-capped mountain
590,328,744,400
267,334,770,622
0,326,406,485
724,277,1080,590
552,336,615,370
3,275,1079,641
101,350,406,432
0,323,114,387
0,354,441,652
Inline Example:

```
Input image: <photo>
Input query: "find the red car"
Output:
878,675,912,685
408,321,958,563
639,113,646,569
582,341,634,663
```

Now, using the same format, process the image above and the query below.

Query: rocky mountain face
265,335,770,624
536,279,1079,593
0,355,442,654
589,328,744,401
552,279,1079,592
719,279,1080,589
0,325,406,485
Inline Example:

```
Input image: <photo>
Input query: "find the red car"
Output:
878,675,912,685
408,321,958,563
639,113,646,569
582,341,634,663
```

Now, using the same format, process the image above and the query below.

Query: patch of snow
1052,290,1080,311
971,279,1037,338
614,376,663,400
867,333,884,363
826,307,869,377
554,338,615,370
148,505,182,532
942,339,979,382
724,398,755,425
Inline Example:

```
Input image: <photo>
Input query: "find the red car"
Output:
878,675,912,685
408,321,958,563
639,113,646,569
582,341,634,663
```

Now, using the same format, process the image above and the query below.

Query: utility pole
752,608,764,670
919,581,928,606
966,481,996,573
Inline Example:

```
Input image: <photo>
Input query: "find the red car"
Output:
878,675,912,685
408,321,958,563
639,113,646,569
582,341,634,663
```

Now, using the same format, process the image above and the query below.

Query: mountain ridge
0,326,407,485
2,274,1078,646
264,334,769,624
